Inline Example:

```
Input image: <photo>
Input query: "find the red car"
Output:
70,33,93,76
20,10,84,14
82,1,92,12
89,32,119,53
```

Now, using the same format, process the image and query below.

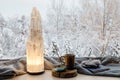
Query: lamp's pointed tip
33,7,37,11
31,7,41,18
32,7,38,16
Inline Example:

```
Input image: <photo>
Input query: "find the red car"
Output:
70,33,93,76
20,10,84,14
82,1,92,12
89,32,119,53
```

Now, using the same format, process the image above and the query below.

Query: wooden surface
52,69,77,78
10,70,120,80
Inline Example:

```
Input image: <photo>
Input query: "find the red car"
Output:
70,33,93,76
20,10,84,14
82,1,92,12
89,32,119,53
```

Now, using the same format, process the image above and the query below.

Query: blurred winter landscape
0,0,120,59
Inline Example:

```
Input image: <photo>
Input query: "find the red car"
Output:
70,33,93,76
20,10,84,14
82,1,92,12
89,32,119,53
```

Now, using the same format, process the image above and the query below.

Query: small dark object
65,54,75,70
53,67,66,72
27,71,45,75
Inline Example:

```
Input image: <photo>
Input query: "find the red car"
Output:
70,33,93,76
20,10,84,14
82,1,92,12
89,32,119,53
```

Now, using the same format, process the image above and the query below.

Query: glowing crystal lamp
26,7,44,74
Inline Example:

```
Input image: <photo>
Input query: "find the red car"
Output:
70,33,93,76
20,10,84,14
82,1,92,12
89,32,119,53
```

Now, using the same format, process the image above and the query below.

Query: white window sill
11,70,120,80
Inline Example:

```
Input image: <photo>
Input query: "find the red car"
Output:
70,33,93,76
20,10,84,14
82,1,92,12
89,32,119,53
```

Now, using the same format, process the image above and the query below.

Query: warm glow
26,41,44,73
26,7,44,73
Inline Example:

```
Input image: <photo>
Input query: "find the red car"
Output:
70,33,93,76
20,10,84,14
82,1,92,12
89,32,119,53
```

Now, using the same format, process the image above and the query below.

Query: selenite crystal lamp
26,7,44,74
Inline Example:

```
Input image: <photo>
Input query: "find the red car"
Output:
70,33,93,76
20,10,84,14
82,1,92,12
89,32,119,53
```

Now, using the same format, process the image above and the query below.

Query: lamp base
27,71,45,75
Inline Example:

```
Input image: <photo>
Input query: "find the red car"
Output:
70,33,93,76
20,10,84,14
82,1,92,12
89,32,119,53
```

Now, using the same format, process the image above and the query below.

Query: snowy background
0,0,120,59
